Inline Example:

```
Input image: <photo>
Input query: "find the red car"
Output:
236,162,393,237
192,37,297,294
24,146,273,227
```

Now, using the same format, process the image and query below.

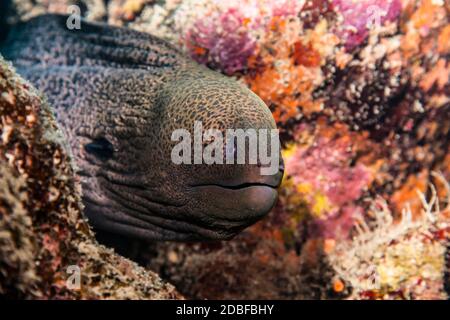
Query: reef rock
0,56,181,299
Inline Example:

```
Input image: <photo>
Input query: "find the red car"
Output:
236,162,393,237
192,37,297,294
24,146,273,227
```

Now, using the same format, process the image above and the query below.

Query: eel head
81,67,284,241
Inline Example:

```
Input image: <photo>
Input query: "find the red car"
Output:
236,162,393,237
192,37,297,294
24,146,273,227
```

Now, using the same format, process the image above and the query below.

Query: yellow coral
312,193,332,218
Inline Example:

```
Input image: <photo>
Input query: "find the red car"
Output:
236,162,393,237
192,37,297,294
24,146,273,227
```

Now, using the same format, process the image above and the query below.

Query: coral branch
329,172,450,299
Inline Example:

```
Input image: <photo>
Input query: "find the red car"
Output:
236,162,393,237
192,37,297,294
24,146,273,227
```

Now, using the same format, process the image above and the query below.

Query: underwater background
1,0,449,299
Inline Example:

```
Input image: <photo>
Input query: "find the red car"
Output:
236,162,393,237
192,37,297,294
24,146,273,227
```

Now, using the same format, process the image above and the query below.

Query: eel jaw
82,175,283,241
187,166,284,232
190,183,278,223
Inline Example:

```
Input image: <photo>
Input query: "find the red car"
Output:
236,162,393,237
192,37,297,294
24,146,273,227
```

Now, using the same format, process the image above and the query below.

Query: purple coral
184,8,256,75
333,0,402,50
269,0,304,17
286,133,371,239
182,0,304,75
286,136,370,206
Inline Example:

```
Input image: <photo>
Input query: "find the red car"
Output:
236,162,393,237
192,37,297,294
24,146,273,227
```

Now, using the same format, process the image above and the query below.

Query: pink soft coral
182,0,305,75
184,8,256,75
285,130,372,238
268,0,304,17
287,136,371,206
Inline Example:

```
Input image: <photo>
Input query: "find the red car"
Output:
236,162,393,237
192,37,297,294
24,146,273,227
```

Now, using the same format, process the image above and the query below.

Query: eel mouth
189,171,283,225
84,170,284,241
191,181,278,190
189,166,284,191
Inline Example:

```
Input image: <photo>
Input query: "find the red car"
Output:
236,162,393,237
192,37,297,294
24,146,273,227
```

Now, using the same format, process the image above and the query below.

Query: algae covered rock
0,56,181,299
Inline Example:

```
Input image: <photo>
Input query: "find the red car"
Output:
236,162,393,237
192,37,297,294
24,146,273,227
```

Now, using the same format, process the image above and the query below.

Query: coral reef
328,173,449,299
6,0,450,300
0,56,181,299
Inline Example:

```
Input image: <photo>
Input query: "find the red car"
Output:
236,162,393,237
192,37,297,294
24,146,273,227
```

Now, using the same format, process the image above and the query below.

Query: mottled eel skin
1,14,283,242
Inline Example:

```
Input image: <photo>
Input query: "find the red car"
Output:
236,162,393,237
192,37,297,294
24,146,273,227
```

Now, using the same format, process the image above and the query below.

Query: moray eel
1,14,284,241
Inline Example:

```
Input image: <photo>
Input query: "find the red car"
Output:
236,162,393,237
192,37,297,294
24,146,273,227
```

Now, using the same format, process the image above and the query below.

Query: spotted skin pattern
1,14,283,242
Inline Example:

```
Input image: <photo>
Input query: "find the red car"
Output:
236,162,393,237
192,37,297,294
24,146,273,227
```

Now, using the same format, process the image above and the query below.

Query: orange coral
293,41,321,67
419,58,449,92
438,25,450,53
411,0,446,29
391,170,429,217
244,16,333,124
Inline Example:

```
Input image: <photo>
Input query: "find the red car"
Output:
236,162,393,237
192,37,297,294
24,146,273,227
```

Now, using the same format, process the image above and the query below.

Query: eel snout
190,160,284,225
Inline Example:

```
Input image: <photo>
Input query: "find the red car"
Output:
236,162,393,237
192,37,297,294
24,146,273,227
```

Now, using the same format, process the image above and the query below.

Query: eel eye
84,137,114,160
